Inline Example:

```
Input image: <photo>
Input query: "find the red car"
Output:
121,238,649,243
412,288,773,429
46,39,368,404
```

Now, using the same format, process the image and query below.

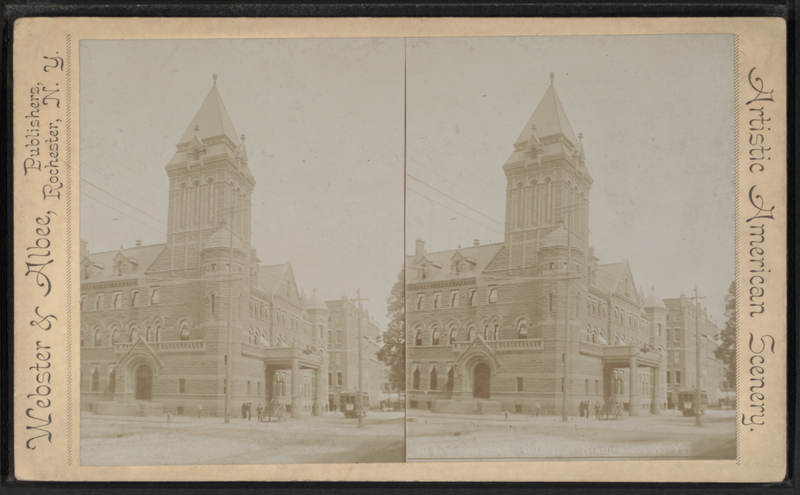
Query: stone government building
80,77,386,418
406,74,728,416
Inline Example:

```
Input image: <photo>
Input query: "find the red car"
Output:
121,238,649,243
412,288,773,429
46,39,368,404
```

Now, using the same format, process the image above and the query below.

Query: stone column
651,365,661,414
312,368,323,417
291,357,302,419
629,357,640,416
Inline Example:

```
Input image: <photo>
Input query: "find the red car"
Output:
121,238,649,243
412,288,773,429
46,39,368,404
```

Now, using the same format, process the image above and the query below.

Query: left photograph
78,39,405,465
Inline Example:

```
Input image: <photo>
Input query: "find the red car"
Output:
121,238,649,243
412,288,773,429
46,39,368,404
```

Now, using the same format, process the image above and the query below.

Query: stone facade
663,296,729,410
406,76,670,416
325,297,386,410
81,79,336,419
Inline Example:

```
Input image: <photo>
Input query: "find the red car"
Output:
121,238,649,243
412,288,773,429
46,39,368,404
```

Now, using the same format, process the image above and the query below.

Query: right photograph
405,35,736,461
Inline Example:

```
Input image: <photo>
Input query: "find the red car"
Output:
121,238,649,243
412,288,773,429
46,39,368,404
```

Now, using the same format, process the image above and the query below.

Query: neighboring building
663,295,729,410
325,297,385,410
80,77,329,418
406,74,669,416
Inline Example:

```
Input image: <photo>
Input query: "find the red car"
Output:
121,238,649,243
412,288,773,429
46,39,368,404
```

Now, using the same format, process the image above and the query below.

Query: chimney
415,238,426,261
473,239,480,247
80,238,88,259
135,240,142,247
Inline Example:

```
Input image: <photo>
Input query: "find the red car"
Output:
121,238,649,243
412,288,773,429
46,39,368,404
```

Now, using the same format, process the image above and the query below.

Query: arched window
150,289,160,305
93,329,102,347
110,327,118,345
468,325,476,341
483,323,489,340
180,322,190,340
432,327,440,345
145,324,152,342
449,326,457,344
586,325,592,342
548,292,554,314
518,322,528,339
492,323,499,340
154,322,162,342
130,326,138,342
209,293,216,315
429,366,438,391
415,329,422,346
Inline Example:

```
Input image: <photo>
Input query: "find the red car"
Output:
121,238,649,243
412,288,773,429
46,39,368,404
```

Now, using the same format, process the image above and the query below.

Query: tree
377,267,405,395
714,280,736,388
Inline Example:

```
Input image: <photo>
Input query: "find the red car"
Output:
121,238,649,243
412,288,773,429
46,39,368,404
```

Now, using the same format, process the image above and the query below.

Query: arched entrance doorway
473,362,490,399
134,364,153,400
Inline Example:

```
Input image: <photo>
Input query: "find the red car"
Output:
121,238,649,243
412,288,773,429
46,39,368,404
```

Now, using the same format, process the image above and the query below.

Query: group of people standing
579,400,602,419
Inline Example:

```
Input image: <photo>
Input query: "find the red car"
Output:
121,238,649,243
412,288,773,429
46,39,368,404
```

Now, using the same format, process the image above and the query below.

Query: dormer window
433,293,440,309
450,291,459,308
488,287,497,304
150,289,160,305
469,289,477,306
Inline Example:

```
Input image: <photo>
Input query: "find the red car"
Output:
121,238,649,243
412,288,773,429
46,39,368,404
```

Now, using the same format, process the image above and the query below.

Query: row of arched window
410,318,537,346
587,296,608,319
508,179,588,238
82,318,177,347
249,298,269,321
410,363,455,391
174,179,249,236
80,289,158,312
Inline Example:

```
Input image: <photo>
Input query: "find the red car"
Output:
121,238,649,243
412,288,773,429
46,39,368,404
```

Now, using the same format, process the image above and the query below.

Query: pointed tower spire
177,77,240,148
512,73,578,147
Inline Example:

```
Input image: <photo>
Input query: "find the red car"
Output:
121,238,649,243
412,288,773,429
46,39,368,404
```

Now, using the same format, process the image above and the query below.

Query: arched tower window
468,325,476,341
432,327,440,345
518,322,528,339
180,322,190,340
415,329,423,346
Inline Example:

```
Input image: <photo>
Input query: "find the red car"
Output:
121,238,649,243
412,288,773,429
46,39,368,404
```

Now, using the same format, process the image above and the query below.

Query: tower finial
240,134,246,142
550,72,555,84
194,124,200,132
212,73,218,85
578,132,583,140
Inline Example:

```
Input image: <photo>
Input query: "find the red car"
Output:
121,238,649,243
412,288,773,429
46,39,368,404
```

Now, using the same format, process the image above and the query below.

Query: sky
79,39,405,329
405,35,735,323
80,35,735,327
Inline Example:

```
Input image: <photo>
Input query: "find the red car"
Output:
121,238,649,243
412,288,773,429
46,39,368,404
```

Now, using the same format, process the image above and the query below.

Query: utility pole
220,204,248,424
693,287,706,426
353,289,369,428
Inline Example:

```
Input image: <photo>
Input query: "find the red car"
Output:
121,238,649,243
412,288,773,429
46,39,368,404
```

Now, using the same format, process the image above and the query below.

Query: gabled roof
177,82,240,147
256,262,301,305
514,78,578,148
406,243,504,283
595,260,639,303
595,262,627,293
80,244,166,282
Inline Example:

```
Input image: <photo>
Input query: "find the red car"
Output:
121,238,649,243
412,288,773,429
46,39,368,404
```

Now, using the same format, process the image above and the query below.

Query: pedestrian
534,400,541,417
257,405,262,422
196,401,203,418
247,402,252,421
579,401,585,418
241,402,247,419
595,402,600,419
504,410,509,420
585,401,590,419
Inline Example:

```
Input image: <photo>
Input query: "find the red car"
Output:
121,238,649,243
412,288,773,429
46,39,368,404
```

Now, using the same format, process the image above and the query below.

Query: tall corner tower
164,74,256,274
501,73,593,270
